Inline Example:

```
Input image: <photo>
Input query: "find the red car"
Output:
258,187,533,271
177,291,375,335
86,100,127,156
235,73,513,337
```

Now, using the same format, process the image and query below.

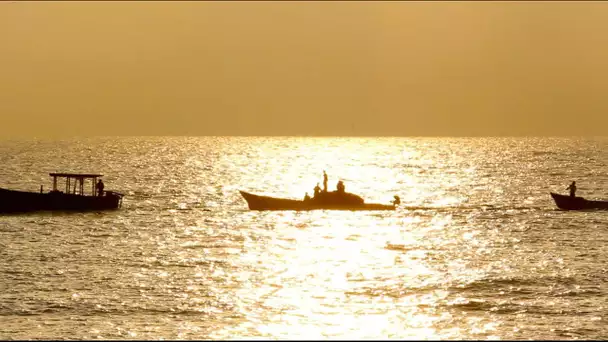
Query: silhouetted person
323,170,328,193
304,192,311,202
566,181,577,198
96,179,105,197
313,183,321,197
392,195,401,205
336,180,345,194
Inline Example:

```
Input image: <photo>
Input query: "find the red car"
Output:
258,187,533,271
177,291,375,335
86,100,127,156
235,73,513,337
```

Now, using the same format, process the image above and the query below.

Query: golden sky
1,1,607,137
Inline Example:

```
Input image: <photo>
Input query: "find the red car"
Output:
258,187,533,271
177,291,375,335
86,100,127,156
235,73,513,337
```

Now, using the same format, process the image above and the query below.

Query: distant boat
0,173,124,213
239,190,397,211
550,192,608,210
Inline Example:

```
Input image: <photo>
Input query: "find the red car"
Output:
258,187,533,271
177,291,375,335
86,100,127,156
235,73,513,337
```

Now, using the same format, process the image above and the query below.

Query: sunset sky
1,1,607,137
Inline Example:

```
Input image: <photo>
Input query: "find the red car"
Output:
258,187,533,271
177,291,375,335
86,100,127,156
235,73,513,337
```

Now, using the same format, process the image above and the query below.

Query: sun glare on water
2,137,606,339
200,138,503,339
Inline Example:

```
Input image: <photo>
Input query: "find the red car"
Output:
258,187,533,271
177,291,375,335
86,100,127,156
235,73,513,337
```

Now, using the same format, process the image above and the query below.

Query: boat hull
0,188,123,213
550,192,608,210
239,190,395,211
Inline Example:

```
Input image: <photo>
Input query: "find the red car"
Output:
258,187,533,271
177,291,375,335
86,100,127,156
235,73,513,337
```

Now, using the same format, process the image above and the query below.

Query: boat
550,192,608,210
0,173,124,213
239,190,397,211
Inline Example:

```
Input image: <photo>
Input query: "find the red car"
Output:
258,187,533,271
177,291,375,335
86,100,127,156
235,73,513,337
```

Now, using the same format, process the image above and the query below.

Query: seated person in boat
96,179,105,196
336,180,345,194
304,192,311,202
313,183,321,198
566,181,576,198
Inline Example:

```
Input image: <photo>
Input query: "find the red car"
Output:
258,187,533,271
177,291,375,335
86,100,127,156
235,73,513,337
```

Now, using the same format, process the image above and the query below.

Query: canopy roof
49,173,103,178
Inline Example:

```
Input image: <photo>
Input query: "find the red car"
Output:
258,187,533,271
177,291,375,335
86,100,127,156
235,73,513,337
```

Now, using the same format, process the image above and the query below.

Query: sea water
1,136,607,339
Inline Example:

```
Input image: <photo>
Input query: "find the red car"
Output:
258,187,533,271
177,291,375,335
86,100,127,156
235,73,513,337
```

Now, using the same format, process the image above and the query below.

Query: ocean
1,136,607,339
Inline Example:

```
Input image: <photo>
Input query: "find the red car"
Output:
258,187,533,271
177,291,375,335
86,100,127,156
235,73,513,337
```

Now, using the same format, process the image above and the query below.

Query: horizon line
1,135,607,139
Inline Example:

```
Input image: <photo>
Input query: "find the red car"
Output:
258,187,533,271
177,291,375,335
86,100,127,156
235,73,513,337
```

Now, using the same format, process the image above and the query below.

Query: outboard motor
392,195,401,205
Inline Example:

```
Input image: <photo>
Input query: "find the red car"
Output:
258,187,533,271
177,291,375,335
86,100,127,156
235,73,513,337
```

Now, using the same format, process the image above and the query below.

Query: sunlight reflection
217,213,462,339
210,138,503,340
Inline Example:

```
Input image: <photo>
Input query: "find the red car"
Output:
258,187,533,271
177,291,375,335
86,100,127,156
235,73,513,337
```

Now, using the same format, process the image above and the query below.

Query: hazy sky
1,1,608,137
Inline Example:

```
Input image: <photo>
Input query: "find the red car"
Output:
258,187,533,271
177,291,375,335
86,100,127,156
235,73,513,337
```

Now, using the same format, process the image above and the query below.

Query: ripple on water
1,137,608,339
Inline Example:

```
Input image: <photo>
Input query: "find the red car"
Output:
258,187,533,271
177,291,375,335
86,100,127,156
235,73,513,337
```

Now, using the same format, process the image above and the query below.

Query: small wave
344,283,440,298
399,204,543,212
532,151,558,156
443,300,562,316
168,259,211,268
86,232,115,238
0,300,235,318
0,223,23,232
445,298,494,312
451,274,580,296
546,283,603,297
384,243,415,252
344,288,409,299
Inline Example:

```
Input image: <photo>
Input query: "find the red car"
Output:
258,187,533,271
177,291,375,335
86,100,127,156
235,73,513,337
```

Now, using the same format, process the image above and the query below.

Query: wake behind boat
550,192,608,210
239,190,396,211
0,173,124,213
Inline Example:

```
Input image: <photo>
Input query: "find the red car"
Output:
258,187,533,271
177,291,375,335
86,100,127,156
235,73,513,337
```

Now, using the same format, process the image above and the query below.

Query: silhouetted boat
0,173,124,213
550,192,608,210
239,190,396,211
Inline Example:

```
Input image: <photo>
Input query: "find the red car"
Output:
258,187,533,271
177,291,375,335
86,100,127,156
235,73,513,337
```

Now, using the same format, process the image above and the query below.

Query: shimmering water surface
1,136,607,340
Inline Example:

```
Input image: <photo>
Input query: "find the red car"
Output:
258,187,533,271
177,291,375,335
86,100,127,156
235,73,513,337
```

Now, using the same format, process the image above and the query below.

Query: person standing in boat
566,181,577,198
96,179,105,196
323,170,328,193
313,183,321,197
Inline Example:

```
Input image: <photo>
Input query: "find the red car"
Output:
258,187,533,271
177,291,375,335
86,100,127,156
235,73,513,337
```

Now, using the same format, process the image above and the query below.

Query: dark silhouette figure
566,181,577,198
313,183,321,197
323,170,328,193
304,192,311,201
392,195,401,205
336,180,345,194
96,179,105,197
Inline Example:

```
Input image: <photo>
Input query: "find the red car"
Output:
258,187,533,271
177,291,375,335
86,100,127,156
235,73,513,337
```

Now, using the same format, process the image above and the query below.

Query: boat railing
104,190,124,208
104,190,124,198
